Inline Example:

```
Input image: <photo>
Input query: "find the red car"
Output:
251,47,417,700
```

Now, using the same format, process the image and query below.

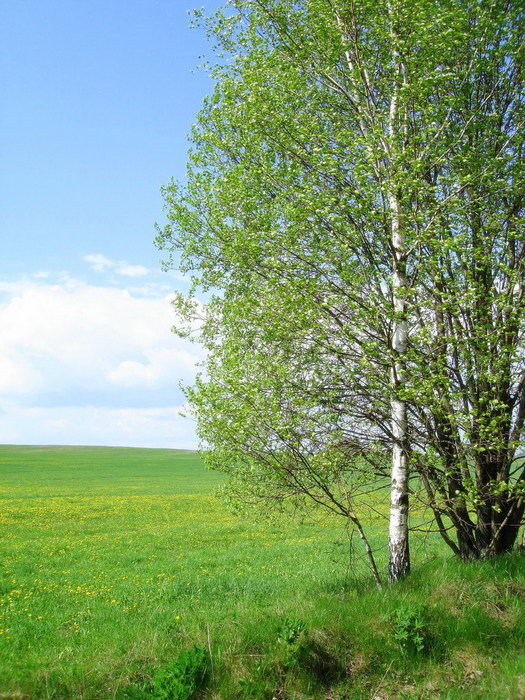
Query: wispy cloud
84,254,113,272
84,254,150,277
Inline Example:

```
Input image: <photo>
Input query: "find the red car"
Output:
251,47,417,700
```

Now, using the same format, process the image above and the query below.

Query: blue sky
0,0,224,448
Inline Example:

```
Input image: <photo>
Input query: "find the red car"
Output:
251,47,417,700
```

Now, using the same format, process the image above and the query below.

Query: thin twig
371,659,394,699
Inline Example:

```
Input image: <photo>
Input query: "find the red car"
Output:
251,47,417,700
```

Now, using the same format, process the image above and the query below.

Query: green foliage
391,603,432,656
277,617,306,646
126,646,209,700
159,0,525,569
276,617,308,672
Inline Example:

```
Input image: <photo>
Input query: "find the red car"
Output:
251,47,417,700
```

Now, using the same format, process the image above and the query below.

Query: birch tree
404,0,525,558
158,0,525,580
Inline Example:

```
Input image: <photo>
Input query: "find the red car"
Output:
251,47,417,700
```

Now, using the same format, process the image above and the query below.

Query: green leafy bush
392,604,432,655
277,618,306,646
127,646,209,699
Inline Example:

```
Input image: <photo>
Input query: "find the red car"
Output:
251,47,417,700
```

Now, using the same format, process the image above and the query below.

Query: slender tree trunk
387,1,410,583
351,515,383,591
388,188,411,583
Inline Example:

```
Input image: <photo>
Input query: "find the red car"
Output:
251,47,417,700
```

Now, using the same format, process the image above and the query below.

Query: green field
1,445,525,699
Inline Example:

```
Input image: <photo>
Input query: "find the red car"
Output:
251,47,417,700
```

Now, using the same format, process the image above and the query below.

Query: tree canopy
158,0,525,582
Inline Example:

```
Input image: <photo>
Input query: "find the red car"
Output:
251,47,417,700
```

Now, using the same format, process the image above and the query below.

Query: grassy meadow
1,445,525,699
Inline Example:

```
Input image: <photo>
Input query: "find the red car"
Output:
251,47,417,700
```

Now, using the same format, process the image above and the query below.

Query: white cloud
0,354,43,394
115,263,150,277
0,273,205,447
107,348,201,388
84,253,113,272
84,253,149,277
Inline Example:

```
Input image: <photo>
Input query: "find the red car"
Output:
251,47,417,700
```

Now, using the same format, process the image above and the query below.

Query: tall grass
1,445,524,699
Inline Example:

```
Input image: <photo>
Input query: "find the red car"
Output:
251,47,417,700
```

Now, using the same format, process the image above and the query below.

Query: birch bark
387,0,410,583
388,187,411,583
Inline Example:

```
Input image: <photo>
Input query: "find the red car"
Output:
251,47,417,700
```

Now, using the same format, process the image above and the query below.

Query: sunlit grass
0,446,370,697
1,446,524,699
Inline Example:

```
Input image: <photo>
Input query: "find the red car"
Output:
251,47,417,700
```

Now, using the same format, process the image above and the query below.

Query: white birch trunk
387,1,410,582
389,204,411,583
